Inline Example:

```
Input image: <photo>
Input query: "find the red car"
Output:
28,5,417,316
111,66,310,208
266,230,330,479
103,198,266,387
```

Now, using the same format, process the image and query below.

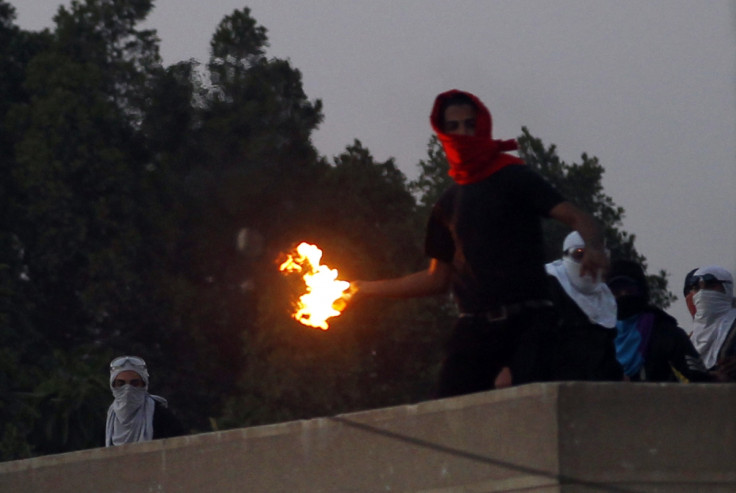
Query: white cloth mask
111,385,147,422
546,231,616,329
563,256,599,294
692,289,736,369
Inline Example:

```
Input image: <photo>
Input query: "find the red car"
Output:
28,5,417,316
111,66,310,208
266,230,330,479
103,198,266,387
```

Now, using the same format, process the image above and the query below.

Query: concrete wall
1,382,735,492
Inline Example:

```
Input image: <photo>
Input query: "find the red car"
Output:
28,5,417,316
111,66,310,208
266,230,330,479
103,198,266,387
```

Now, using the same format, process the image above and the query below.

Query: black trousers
436,307,559,398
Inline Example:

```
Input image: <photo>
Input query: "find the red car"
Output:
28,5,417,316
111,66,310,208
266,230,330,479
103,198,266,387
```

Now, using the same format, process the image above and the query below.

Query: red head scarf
430,89,524,185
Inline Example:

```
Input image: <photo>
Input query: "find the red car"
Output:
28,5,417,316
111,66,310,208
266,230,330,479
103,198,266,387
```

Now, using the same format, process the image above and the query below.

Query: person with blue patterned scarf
606,261,709,382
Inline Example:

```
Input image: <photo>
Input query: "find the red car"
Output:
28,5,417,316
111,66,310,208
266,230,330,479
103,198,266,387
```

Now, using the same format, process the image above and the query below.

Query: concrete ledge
2,382,735,492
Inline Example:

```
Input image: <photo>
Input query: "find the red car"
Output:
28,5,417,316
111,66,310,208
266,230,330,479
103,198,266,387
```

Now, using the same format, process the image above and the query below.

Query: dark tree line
0,0,672,460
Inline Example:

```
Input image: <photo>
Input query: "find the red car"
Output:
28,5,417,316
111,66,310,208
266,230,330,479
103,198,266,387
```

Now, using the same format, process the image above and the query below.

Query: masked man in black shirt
352,90,608,396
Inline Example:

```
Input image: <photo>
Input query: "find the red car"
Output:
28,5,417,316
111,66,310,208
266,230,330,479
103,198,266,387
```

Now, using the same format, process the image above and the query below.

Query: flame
279,242,351,330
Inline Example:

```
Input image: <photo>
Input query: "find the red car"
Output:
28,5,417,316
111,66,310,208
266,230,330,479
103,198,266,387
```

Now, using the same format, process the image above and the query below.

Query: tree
1,1,677,461
1,0,165,456
8,0,162,346
408,135,453,219
1,1,362,457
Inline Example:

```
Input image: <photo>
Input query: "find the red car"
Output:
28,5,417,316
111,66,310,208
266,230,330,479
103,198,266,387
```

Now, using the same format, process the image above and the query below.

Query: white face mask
111,385,148,421
694,289,732,323
563,256,599,294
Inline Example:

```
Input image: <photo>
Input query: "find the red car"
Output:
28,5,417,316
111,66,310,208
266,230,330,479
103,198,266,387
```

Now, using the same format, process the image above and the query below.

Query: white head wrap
690,266,736,369
546,231,617,328
105,356,167,447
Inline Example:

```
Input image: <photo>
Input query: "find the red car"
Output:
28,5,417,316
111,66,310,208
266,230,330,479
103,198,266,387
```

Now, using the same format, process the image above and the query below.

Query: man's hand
580,247,610,280
548,201,609,279
494,366,513,389
347,280,365,302
712,356,736,382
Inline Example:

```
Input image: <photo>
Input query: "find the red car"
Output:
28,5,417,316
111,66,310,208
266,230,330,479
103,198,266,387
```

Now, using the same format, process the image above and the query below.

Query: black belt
459,300,554,323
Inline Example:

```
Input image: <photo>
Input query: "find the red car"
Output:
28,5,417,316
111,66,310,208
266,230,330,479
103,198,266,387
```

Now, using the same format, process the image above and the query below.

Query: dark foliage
0,0,671,461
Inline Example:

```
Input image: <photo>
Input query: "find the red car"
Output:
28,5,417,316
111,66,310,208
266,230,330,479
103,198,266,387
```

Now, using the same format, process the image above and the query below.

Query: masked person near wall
106,356,184,446
546,231,622,381
351,89,608,396
688,265,736,382
606,261,709,382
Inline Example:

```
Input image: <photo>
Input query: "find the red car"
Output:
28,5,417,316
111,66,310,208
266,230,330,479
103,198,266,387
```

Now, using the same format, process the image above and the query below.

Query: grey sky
12,0,736,326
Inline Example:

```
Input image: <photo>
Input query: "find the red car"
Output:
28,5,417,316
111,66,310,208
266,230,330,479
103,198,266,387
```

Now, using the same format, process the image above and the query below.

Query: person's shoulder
495,163,532,178
647,305,667,317
718,315,736,355
546,271,564,293
438,182,459,197
153,399,176,417
154,399,169,410
648,307,675,325
718,314,736,344
498,165,565,209
432,182,459,209
497,164,558,190
649,308,690,337
153,400,185,439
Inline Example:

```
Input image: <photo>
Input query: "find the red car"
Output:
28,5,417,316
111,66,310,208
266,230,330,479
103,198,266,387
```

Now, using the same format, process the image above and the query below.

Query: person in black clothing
105,355,184,446
546,231,622,381
352,90,609,396
606,261,709,382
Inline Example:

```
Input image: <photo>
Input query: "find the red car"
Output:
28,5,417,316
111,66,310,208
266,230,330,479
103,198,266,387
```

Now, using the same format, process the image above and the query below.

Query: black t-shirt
425,165,564,312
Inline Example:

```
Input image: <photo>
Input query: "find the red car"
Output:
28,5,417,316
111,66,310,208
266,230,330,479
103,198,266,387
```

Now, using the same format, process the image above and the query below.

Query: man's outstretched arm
351,258,452,299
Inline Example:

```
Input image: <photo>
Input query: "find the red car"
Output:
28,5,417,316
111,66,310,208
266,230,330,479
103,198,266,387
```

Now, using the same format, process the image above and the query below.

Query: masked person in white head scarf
688,266,736,381
105,356,184,446
545,231,622,381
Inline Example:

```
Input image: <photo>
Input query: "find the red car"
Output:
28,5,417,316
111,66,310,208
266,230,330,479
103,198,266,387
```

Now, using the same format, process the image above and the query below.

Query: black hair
441,92,477,111
607,259,650,302
437,92,478,129
683,268,699,297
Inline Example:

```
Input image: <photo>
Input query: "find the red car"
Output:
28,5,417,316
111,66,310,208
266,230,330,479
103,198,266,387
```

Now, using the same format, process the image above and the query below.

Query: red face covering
430,89,524,185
